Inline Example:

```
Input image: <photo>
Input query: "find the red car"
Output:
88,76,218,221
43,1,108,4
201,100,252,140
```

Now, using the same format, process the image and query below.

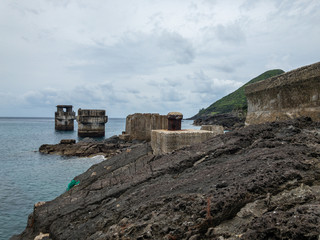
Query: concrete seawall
245,62,320,125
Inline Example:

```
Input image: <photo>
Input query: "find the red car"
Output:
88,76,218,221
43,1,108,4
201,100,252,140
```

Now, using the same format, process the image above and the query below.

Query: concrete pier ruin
123,113,168,141
77,109,108,137
55,105,76,131
245,62,320,125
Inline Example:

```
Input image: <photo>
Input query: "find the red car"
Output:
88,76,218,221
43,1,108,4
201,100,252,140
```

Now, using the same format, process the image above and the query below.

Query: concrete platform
151,129,215,155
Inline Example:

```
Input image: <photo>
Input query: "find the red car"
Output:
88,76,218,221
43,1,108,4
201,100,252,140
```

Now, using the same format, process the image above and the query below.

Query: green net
66,179,80,191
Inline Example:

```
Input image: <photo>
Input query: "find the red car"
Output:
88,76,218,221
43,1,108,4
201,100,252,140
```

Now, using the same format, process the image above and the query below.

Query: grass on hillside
195,69,285,118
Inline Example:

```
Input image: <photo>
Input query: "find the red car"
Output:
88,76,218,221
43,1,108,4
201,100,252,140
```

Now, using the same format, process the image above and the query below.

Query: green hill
192,69,285,119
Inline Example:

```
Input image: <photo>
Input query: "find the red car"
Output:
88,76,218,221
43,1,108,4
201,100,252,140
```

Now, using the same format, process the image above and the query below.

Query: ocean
0,117,198,240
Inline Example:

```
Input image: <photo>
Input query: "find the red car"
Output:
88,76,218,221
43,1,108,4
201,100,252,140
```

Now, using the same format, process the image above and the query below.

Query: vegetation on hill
193,69,285,119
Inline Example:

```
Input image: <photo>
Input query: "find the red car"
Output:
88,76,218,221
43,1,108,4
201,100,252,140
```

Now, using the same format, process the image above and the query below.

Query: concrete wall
55,106,75,131
77,109,108,137
245,62,320,125
151,130,215,155
125,113,168,141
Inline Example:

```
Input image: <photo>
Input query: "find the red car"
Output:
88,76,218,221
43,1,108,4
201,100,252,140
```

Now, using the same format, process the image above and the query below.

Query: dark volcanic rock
193,113,245,130
39,136,140,158
59,139,76,144
12,118,320,240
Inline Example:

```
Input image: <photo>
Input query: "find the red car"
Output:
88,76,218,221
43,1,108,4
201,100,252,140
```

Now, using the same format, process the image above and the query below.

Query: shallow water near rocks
0,117,198,240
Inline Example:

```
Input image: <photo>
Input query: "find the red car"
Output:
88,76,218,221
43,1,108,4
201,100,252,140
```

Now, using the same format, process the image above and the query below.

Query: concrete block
151,129,215,155
125,113,168,141
167,112,183,130
200,125,224,135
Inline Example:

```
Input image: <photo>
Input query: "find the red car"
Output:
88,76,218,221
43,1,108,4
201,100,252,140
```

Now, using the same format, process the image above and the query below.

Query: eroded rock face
13,118,320,240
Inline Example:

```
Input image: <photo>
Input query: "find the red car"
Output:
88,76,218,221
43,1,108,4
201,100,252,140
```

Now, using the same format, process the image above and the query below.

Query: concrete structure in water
77,109,108,137
55,105,76,131
151,112,223,155
122,113,168,141
245,62,320,125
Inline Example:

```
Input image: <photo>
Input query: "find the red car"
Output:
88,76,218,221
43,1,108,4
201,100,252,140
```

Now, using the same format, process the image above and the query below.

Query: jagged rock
59,139,76,144
193,113,245,130
39,136,141,158
12,118,320,240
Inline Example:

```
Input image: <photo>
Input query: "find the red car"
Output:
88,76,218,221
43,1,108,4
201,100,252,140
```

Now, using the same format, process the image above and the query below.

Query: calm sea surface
0,117,198,240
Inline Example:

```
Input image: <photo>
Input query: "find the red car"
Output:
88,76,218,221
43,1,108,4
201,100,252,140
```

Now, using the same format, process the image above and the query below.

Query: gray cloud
0,0,320,118
200,21,247,47
214,23,246,44
69,30,195,79
157,31,195,64
189,70,243,102
160,88,186,102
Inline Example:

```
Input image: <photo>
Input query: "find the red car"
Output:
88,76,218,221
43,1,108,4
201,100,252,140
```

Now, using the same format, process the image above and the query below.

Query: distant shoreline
0,117,125,120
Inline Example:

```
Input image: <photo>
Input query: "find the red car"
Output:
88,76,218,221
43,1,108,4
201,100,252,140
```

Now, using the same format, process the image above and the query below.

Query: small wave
88,155,106,161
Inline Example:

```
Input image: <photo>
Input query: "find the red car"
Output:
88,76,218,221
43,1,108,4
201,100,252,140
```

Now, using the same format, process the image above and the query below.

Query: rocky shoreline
12,118,320,240
39,136,143,158
192,113,245,130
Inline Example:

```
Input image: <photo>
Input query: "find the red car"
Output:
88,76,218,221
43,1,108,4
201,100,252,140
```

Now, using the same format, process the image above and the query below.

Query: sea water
0,117,199,240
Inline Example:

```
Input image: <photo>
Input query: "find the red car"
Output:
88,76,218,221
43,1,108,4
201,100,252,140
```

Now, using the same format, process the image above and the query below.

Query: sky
0,0,319,118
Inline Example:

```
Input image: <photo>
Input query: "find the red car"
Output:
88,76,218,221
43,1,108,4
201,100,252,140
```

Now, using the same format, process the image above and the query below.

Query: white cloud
0,0,319,118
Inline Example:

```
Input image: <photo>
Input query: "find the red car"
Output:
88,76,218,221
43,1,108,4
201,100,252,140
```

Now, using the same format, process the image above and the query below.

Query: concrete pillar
167,112,183,130
124,113,168,141
77,109,108,137
55,105,76,131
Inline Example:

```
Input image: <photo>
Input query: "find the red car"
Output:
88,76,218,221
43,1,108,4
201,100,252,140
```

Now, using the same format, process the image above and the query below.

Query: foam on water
87,155,106,160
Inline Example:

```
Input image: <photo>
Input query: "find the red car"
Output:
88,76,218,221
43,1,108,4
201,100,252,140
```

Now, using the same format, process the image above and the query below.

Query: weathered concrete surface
245,62,320,125
151,129,216,155
12,118,320,240
55,105,75,131
125,113,168,141
77,109,108,137
167,112,183,130
200,125,224,135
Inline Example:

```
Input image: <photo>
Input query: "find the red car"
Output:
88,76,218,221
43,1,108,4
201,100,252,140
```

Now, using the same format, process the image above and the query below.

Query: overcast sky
0,0,319,117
